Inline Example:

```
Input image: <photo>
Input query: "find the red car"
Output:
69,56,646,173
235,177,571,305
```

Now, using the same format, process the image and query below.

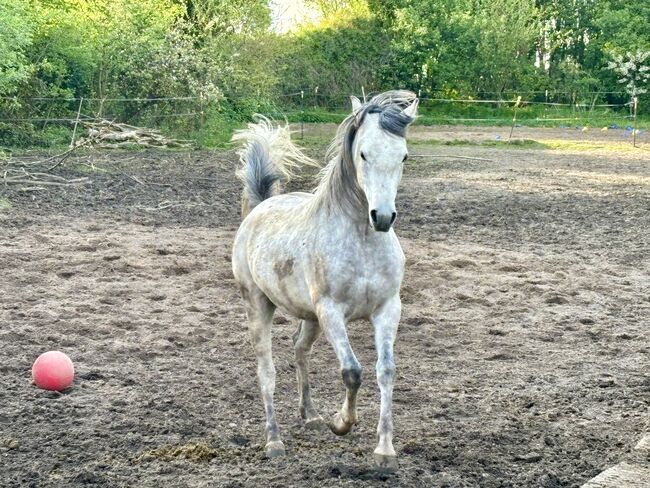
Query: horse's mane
312,90,417,219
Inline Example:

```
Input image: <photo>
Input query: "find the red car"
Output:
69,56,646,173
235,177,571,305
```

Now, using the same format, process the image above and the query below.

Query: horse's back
236,190,312,231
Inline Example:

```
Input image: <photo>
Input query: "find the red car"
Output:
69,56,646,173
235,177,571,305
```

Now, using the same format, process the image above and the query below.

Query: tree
277,8,389,100
177,0,270,38
0,0,34,95
607,50,650,97
367,0,541,96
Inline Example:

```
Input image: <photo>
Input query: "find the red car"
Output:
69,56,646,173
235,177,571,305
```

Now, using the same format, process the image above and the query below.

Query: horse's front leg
371,294,401,471
316,300,362,436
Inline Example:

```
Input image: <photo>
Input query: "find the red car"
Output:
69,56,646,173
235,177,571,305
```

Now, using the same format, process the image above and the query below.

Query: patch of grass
540,140,647,152
192,115,241,148
298,134,332,150
0,197,11,211
409,137,646,152
482,139,547,148
269,106,649,131
409,138,548,149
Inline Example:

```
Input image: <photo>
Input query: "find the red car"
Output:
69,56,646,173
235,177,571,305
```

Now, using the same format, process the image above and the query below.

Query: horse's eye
360,151,367,161
403,154,408,162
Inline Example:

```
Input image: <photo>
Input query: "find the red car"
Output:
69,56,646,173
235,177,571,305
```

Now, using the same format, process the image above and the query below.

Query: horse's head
351,93,418,232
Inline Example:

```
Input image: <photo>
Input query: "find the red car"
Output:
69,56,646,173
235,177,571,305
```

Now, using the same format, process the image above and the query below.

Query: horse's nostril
390,212,397,225
370,209,378,224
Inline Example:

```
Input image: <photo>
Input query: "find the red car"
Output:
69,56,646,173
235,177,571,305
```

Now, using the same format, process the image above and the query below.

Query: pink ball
32,351,75,391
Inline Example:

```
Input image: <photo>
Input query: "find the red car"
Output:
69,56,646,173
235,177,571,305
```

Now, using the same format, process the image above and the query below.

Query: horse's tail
233,115,315,218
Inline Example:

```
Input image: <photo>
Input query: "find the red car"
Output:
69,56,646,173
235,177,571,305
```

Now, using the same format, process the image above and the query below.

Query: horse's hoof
304,417,328,431
265,441,286,458
373,452,399,472
328,412,354,436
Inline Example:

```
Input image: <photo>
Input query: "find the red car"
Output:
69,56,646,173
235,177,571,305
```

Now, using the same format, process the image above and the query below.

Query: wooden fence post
69,97,84,149
507,96,522,143
632,96,638,148
300,90,304,140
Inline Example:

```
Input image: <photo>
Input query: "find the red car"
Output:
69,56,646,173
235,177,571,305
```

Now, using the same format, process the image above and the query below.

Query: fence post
572,91,576,119
507,96,522,143
632,96,638,148
69,97,84,149
544,89,548,120
300,90,304,140
199,92,205,131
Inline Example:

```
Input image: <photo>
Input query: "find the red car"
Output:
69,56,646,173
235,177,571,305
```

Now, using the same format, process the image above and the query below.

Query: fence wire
0,90,645,148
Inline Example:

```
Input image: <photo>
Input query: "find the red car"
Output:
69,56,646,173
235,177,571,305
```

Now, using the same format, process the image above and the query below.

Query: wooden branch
79,119,193,149
410,154,495,162
1,117,191,190
2,178,89,186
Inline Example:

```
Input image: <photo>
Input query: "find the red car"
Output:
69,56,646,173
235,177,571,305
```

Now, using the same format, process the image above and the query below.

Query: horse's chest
324,240,404,314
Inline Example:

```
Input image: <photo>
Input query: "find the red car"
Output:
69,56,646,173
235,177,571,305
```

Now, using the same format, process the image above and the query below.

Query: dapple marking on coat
231,90,418,471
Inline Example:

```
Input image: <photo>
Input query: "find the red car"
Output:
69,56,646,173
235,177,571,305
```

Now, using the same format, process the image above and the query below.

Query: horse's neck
308,180,368,228
308,188,368,233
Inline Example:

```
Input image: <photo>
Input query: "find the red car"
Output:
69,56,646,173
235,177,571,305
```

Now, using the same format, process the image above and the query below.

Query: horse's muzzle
370,209,397,232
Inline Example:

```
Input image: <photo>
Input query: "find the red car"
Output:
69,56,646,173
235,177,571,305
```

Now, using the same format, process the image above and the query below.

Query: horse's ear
350,96,362,113
404,98,419,119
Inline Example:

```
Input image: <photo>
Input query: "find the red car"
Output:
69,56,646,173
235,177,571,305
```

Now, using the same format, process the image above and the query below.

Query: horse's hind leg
241,285,284,458
292,320,325,429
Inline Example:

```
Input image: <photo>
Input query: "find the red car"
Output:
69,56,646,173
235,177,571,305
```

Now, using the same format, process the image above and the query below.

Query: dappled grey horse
231,91,418,471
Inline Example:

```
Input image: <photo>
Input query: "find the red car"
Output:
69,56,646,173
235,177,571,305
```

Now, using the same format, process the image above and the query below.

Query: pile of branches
1,118,192,191
77,119,193,149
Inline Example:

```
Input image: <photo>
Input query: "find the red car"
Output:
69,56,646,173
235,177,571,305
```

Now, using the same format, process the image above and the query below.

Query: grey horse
231,90,418,471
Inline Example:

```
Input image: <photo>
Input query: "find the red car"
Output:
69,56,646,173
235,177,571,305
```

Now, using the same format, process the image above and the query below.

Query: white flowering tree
607,50,650,98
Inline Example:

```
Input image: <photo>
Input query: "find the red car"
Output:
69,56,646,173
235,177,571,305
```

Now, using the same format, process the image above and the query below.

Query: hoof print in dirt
304,417,328,432
79,371,104,381
229,435,250,447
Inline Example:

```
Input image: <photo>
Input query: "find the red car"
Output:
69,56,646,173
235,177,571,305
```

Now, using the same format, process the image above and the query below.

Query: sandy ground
1,127,649,487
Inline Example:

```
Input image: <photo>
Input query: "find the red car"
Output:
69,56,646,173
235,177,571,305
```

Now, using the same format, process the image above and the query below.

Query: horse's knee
341,367,362,390
376,362,395,384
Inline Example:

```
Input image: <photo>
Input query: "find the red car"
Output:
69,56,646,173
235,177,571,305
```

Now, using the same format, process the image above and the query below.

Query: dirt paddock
1,126,649,487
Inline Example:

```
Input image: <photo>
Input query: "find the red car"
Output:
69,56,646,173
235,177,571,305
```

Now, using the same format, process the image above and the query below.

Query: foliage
277,9,388,99
0,0,649,148
0,0,35,95
607,51,650,96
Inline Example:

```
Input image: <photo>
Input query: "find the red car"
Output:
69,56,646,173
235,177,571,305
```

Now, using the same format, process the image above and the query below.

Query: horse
231,90,418,471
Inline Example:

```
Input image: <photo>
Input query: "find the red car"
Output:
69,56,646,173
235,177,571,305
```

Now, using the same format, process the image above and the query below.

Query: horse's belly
260,276,316,320
249,249,317,320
